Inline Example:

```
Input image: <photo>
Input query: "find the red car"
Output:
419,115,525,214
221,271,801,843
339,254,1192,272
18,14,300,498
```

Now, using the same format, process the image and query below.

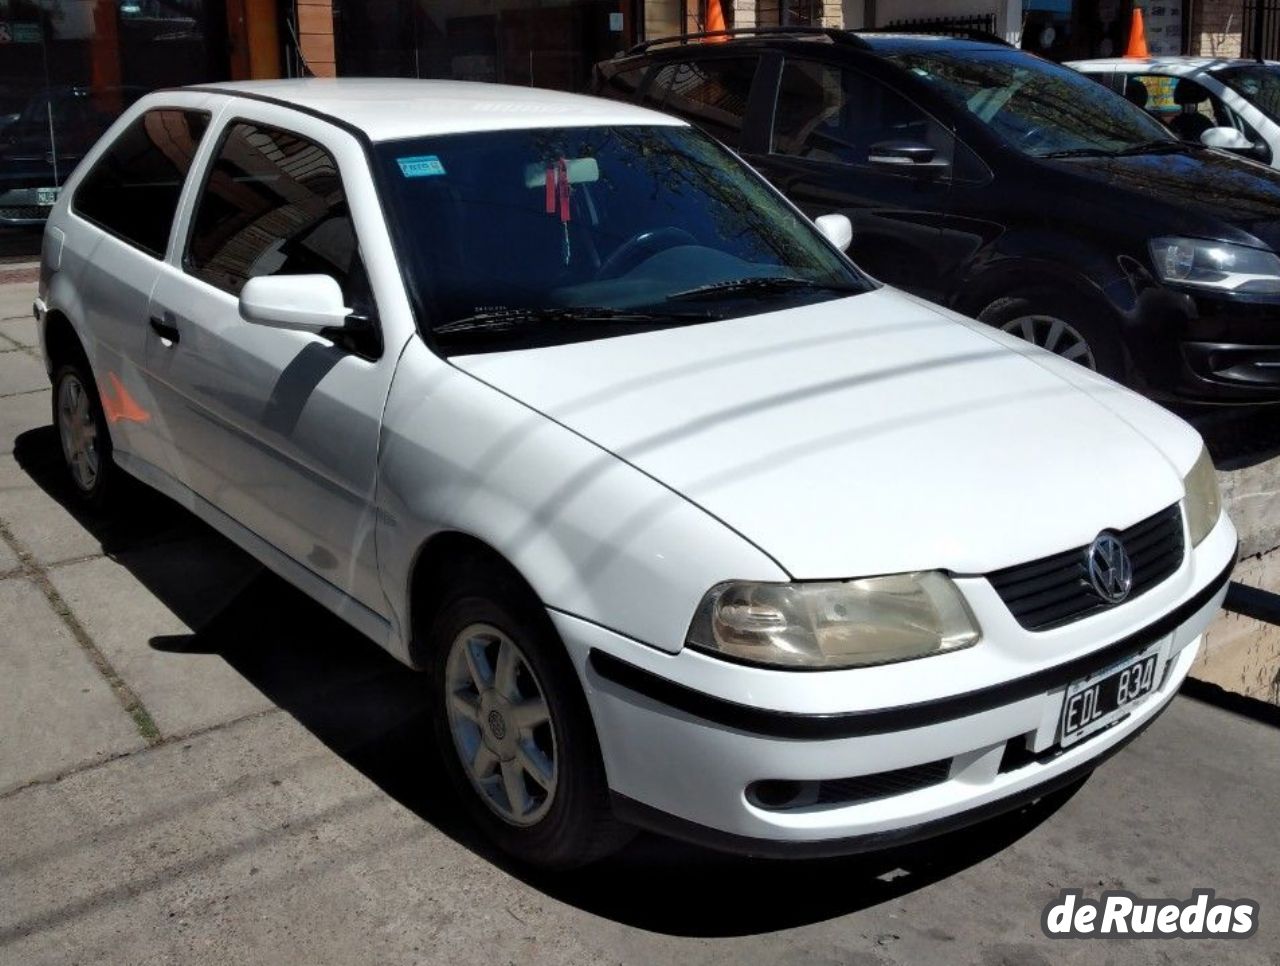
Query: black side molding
589,550,1236,742
609,686,1176,860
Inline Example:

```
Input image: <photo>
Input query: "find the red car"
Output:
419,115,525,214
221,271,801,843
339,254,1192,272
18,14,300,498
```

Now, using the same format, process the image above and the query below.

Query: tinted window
73,109,209,257
643,58,759,148
186,122,365,303
375,125,869,350
773,60,954,166
1218,64,1280,124
885,48,1174,157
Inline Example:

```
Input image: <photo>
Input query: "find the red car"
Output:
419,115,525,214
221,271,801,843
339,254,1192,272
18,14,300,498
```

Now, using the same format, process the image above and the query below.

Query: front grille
748,758,952,811
987,504,1185,631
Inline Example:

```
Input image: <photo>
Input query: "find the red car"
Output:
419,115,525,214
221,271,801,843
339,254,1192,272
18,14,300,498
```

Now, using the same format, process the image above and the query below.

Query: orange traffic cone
705,0,727,42
1125,6,1150,58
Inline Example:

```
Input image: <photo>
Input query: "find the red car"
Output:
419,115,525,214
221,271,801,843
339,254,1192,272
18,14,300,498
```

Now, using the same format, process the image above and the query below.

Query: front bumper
1129,284,1280,403
553,528,1234,857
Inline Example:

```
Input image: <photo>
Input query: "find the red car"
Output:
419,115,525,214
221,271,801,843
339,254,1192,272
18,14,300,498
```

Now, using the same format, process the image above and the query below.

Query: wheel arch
42,307,88,374
405,529,550,670
950,259,1119,321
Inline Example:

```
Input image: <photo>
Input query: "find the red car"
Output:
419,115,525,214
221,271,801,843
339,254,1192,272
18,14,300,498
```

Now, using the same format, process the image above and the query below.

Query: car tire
977,289,1125,381
426,563,633,869
51,359,117,507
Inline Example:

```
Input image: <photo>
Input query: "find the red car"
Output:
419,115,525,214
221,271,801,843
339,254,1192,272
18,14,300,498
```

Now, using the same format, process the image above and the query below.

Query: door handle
149,314,180,343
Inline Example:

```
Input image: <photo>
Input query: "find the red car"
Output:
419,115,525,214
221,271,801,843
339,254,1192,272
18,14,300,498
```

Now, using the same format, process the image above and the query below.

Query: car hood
1046,148,1280,250
450,289,1195,578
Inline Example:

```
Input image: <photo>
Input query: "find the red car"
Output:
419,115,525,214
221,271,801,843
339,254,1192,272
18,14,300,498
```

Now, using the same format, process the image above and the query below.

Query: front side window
73,109,209,257
642,57,760,148
773,60,954,167
886,49,1175,158
185,121,366,305
375,124,869,350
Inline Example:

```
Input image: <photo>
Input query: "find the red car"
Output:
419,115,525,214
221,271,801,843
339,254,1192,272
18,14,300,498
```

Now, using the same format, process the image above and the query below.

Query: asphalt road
2,282,1278,965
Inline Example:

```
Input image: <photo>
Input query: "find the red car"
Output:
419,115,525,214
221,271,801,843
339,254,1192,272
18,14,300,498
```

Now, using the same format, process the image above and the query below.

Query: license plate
36,187,59,206
1059,641,1165,747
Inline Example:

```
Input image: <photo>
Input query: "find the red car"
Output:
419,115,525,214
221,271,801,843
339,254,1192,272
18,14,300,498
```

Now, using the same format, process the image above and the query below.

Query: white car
34,79,1237,868
1069,57,1280,165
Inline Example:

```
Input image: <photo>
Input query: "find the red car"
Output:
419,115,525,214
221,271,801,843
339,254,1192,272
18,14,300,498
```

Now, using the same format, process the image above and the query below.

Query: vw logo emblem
1086,532,1133,604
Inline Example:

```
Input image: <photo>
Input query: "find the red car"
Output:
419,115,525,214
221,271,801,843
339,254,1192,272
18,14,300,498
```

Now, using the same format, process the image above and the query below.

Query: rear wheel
52,360,117,507
978,289,1124,380
427,566,632,869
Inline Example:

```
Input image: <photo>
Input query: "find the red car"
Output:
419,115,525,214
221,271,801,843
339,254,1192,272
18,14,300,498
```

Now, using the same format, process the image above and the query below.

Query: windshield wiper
1114,139,1191,156
433,306,716,338
666,276,863,302
1040,140,1189,160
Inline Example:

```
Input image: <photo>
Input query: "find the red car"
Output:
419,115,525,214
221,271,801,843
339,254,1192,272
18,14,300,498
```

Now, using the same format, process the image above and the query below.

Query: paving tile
48,547,273,737
0,315,39,348
0,284,35,321
0,483,105,566
0,578,143,792
0,348,49,396
0,388,49,456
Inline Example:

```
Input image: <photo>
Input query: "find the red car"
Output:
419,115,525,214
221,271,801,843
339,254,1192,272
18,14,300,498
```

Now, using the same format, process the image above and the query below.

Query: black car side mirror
868,140,950,173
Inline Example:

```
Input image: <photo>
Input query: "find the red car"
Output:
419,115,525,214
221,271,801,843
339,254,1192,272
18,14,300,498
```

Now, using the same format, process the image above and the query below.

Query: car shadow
13,424,1082,938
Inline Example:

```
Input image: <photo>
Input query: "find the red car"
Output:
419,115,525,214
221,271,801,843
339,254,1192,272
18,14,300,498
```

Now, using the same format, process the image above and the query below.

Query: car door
747,57,956,301
142,106,401,616
59,102,212,474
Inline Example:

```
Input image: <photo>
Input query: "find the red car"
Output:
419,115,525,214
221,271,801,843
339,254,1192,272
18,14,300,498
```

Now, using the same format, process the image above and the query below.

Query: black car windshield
1217,64,1280,125
884,48,1176,158
374,125,870,347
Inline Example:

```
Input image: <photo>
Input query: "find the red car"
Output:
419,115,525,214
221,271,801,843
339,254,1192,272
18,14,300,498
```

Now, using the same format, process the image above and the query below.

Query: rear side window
185,121,366,303
643,57,759,148
73,109,210,258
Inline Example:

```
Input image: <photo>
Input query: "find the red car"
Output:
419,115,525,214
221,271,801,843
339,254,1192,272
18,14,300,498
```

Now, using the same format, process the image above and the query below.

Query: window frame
70,107,212,260
180,115,368,305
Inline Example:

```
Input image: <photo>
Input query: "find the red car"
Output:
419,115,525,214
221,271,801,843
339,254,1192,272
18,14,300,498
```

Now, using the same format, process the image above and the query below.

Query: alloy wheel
444,623,558,826
1000,314,1097,370
57,373,100,492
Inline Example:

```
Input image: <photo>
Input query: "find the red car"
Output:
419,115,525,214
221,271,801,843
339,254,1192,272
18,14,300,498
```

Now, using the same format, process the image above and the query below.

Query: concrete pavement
2,279,1278,964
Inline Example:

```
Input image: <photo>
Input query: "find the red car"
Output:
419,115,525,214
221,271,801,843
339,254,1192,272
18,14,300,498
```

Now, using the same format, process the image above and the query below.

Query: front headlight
686,572,980,670
1183,445,1222,547
1149,236,1280,294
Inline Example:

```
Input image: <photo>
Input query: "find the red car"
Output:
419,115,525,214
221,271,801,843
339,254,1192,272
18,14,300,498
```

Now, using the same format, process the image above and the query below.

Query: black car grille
987,504,1185,631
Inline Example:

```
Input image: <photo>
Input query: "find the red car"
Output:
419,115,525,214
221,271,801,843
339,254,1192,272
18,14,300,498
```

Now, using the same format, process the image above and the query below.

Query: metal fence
1243,0,1280,61
883,13,999,37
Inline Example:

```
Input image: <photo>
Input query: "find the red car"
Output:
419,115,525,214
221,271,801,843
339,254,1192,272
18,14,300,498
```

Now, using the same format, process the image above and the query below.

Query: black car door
744,56,957,301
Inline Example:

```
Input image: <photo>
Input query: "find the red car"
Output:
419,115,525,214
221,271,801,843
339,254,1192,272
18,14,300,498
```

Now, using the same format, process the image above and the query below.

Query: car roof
1068,56,1280,74
628,30,1011,59
191,78,685,142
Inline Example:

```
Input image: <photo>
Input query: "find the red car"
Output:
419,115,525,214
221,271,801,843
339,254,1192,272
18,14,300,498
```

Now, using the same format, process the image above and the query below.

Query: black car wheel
978,289,1125,380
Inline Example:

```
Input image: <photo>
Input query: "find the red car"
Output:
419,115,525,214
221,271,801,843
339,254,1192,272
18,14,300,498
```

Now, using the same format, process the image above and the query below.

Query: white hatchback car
35,79,1236,869
1070,57,1280,165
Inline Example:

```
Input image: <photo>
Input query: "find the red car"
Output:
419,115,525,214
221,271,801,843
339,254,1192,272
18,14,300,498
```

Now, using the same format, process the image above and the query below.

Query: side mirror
814,213,853,251
239,274,352,333
868,139,943,168
1201,126,1254,152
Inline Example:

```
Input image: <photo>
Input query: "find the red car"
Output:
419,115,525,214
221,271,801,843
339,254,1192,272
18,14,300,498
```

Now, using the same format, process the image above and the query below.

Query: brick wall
1192,0,1244,56
298,0,336,77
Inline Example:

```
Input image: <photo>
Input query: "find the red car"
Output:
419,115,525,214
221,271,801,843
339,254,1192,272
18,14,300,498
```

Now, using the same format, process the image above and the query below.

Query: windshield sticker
397,155,446,178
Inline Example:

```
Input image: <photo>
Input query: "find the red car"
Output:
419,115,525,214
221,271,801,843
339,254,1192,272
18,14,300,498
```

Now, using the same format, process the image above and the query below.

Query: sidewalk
2,278,1278,964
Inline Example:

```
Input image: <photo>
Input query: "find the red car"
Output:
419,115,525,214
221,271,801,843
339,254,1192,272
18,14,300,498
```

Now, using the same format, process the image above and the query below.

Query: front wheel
427,572,632,869
977,289,1125,381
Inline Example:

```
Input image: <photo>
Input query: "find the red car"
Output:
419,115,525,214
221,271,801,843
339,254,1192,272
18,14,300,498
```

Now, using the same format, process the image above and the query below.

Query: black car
595,28,1280,405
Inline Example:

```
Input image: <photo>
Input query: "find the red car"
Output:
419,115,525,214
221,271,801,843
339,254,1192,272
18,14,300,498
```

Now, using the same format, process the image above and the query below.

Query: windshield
1217,64,1280,125
374,125,869,348
884,49,1176,157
